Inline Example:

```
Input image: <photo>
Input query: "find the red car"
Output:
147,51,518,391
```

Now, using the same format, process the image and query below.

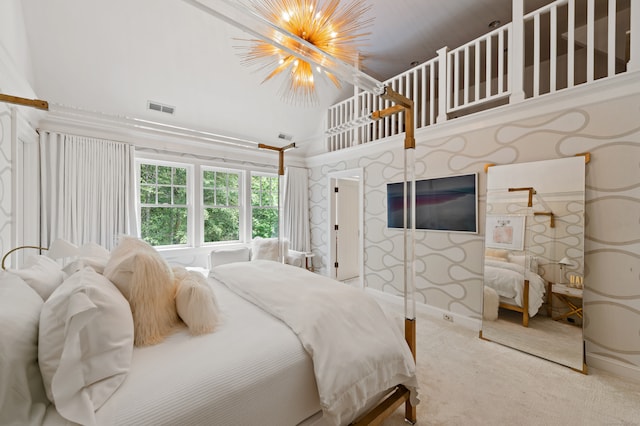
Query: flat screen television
387,172,478,233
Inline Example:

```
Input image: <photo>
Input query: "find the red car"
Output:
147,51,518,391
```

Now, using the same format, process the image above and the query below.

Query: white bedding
210,260,418,426
43,275,321,426
484,259,546,317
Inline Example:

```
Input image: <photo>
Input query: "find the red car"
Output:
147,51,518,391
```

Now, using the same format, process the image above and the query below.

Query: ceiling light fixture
237,0,372,105
488,20,501,29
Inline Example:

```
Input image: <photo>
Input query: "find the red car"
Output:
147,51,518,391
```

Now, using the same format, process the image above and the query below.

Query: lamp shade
558,257,572,266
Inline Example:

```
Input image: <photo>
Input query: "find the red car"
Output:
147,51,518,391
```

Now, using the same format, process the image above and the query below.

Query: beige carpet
373,299,640,426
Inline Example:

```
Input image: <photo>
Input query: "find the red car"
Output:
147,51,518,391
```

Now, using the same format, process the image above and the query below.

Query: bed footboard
498,279,530,327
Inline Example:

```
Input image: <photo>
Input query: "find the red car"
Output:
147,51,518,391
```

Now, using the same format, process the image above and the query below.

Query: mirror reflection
481,156,586,372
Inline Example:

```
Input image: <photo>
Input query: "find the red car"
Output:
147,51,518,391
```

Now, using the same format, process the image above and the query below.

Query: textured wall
308,91,640,373
0,108,12,259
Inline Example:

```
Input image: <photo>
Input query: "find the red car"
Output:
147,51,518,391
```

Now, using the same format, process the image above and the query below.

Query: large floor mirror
480,156,586,372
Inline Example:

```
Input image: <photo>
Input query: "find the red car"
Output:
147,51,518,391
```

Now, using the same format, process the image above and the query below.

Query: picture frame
485,215,526,251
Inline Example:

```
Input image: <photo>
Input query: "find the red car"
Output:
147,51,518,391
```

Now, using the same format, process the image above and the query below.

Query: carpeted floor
373,298,640,426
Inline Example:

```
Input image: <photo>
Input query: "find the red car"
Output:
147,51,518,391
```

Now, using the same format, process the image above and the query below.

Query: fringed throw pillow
174,266,220,335
103,237,179,346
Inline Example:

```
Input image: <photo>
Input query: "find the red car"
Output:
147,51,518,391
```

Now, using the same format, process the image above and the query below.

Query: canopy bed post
0,93,49,110
373,85,417,423
258,142,295,263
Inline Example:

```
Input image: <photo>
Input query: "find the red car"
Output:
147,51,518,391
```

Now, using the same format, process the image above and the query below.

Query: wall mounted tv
387,172,478,233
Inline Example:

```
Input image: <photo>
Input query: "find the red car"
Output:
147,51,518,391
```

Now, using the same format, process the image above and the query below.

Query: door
335,178,359,281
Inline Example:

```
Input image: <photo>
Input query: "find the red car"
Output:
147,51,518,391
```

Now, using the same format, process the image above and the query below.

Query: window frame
137,159,194,249
250,172,280,239
200,166,244,245
136,154,278,249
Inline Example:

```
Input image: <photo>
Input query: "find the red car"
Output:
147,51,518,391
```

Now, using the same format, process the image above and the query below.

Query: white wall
0,0,40,262
306,72,640,379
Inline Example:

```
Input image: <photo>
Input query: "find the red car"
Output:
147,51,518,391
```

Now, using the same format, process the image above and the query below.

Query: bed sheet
484,259,546,317
43,275,321,426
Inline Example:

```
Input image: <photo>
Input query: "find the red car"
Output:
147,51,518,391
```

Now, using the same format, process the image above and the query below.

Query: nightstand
547,283,583,322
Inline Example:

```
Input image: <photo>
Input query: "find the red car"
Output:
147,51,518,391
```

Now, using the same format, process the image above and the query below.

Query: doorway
328,168,363,287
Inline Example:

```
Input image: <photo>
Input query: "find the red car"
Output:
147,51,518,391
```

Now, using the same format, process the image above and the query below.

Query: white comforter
484,259,546,317
210,260,418,426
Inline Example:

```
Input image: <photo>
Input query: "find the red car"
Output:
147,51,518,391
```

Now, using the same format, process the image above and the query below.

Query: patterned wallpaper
0,108,12,259
308,91,640,373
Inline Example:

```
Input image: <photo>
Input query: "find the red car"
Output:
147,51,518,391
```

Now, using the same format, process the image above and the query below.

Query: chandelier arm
181,0,385,95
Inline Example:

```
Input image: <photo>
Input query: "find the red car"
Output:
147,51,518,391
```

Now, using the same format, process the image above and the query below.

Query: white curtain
39,132,137,250
283,166,311,252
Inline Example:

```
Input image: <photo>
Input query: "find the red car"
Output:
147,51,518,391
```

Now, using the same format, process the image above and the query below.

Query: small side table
304,253,315,272
548,282,583,322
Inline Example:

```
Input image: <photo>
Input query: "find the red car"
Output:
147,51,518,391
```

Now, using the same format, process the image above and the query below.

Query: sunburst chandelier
237,0,372,104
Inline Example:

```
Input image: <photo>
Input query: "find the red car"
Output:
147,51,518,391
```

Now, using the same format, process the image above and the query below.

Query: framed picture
387,172,478,233
485,215,526,250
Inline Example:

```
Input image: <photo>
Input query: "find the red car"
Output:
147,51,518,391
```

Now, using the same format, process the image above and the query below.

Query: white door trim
327,168,364,288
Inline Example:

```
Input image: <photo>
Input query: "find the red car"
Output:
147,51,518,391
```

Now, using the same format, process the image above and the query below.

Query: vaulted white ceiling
19,0,550,155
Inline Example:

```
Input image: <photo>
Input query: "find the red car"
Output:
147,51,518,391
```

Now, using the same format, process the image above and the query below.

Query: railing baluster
453,51,460,109
464,46,470,105
568,0,575,88
487,34,493,98
550,5,557,93
474,40,480,103
607,0,616,77
587,0,595,82
534,13,540,97
421,66,427,128
498,29,504,93
429,61,435,125
411,68,424,128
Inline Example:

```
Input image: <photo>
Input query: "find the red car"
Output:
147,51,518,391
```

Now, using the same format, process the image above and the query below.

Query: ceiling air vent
147,101,175,115
278,132,293,141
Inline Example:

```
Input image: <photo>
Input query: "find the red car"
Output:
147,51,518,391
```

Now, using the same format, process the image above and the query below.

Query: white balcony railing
326,0,637,152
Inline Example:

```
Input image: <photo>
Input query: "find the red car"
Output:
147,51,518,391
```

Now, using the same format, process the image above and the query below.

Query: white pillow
251,237,288,261
8,255,65,300
174,266,220,335
39,267,134,426
209,247,250,267
0,272,48,426
508,254,538,273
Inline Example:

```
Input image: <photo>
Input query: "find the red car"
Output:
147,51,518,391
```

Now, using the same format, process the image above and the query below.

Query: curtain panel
39,132,136,250
283,166,311,252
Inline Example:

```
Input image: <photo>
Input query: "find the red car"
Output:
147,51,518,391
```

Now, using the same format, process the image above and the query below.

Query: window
137,159,279,248
139,163,189,246
251,174,279,238
203,169,241,243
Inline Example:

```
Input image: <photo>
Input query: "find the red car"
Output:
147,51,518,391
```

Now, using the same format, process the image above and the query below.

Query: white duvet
484,259,546,317
210,260,418,426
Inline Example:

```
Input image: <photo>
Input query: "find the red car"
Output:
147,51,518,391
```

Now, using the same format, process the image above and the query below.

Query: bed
0,240,418,426
483,254,546,327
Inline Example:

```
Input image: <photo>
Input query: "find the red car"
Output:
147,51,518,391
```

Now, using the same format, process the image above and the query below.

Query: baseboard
365,288,482,332
586,353,640,383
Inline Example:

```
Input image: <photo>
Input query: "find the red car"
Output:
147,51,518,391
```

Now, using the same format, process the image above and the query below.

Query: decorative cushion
8,255,65,300
0,272,49,426
484,248,509,260
103,236,179,346
174,266,220,335
209,247,250,268
38,267,134,426
251,237,288,262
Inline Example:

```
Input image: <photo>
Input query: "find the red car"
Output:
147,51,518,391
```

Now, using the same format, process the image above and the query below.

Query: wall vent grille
147,101,175,115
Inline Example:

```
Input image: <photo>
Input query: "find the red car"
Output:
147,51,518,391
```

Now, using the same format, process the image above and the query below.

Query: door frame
327,168,364,288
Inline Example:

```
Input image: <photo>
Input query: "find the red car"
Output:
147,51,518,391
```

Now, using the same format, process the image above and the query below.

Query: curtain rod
47,102,262,150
